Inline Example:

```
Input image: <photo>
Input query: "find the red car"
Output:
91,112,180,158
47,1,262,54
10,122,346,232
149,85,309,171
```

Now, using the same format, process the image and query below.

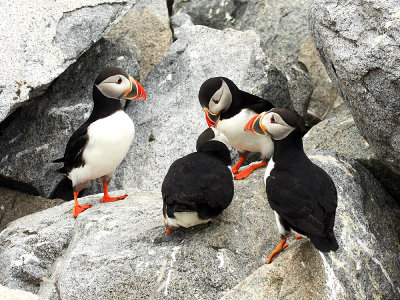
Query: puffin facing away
162,127,234,234
53,67,146,217
198,77,274,180
244,108,338,263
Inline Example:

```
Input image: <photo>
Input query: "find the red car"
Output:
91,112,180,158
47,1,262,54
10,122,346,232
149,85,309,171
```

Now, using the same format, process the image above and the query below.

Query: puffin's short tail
52,158,66,174
309,234,339,252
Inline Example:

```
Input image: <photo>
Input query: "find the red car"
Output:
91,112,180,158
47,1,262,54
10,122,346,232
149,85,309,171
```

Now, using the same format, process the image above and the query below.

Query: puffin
53,66,146,218
162,127,234,234
244,108,338,263
198,77,274,180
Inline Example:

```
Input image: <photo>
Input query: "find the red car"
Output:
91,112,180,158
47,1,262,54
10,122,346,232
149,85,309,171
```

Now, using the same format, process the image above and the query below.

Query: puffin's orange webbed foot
231,156,246,174
73,204,92,218
266,237,288,264
295,235,303,240
100,194,128,203
234,161,266,180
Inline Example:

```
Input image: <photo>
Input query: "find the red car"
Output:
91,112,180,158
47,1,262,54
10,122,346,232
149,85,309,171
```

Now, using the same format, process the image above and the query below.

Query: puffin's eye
117,78,122,84
271,116,276,123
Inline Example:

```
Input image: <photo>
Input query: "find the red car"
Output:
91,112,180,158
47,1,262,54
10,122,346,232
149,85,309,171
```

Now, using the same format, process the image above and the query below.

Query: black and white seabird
53,66,146,217
244,108,338,263
162,127,234,234
198,77,274,180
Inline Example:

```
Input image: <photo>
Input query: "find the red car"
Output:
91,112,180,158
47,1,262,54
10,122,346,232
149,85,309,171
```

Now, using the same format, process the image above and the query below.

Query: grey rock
114,25,293,193
105,0,173,79
0,0,138,122
0,38,140,199
309,0,400,175
172,0,343,121
1,153,399,299
222,151,400,300
0,285,39,300
170,13,194,38
0,187,64,232
298,36,346,123
304,110,400,202
0,174,280,299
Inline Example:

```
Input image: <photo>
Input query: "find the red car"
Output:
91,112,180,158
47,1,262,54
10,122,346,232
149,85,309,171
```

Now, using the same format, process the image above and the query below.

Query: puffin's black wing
162,152,234,219
55,124,89,175
266,163,337,250
240,90,274,114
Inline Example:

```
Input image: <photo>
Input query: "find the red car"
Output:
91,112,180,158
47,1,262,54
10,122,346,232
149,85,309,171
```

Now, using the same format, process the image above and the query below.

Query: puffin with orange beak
53,67,146,217
199,77,274,180
244,108,338,263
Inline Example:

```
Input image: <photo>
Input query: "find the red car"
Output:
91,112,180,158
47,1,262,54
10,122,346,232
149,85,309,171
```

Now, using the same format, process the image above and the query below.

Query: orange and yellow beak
244,112,268,135
203,107,220,127
123,76,146,100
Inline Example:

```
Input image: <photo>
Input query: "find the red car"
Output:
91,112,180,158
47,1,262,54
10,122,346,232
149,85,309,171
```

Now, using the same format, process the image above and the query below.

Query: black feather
162,140,234,221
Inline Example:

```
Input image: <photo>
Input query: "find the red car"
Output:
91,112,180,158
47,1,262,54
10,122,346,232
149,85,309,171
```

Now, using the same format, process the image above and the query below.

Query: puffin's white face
244,109,297,140
209,127,230,149
208,80,232,115
95,74,131,100
200,79,233,127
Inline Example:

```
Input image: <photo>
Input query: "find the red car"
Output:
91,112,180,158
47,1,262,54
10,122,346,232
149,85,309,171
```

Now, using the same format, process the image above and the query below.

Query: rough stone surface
221,240,333,300
298,36,346,123
0,38,140,199
0,173,281,299
0,285,39,300
1,153,399,299
115,25,294,193
105,0,173,79
304,110,400,202
309,0,400,175
0,187,64,232
172,0,309,63
223,151,400,300
0,0,138,122
172,0,341,123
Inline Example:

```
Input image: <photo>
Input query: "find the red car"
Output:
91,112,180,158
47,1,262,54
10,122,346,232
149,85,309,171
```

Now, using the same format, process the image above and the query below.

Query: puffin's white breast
264,158,275,184
69,110,135,185
216,109,273,159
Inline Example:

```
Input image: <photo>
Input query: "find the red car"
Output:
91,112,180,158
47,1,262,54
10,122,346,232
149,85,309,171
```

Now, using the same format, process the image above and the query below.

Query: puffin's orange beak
203,107,220,127
244,112,268,135
124,76,146,100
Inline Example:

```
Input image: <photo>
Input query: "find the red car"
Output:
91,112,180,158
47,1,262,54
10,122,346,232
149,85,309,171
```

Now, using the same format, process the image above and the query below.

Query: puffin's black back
162,140,233,220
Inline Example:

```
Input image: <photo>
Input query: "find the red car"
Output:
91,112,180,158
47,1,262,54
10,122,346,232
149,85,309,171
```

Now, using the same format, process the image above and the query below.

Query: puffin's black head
244,108,305,140
196,127,230,151
198,77,235,127
94,67,146,101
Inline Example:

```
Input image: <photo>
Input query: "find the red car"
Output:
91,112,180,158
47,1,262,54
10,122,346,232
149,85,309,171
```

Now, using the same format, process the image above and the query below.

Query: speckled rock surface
0,38,140,199
105,0,172,79
1,153,399,299
0,285,39,300
309,0,400,175
304,110,400,202
222,151,400,300
0,187,64,231
0,0,138,122
0,172,280,299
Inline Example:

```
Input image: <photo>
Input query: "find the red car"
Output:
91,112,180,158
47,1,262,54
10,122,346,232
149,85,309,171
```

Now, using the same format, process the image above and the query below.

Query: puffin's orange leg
266,237,288,264
72,191,92,218
100,182,128,203
231,156,246,174
234,161,267,180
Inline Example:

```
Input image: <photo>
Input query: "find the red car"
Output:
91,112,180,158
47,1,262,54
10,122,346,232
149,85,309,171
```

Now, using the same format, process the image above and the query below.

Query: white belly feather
68,110,135,186
216,109,273,159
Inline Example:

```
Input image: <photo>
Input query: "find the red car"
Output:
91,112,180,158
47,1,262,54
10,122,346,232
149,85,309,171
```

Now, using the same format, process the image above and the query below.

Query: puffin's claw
73,204,92,218
100,194,128,203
